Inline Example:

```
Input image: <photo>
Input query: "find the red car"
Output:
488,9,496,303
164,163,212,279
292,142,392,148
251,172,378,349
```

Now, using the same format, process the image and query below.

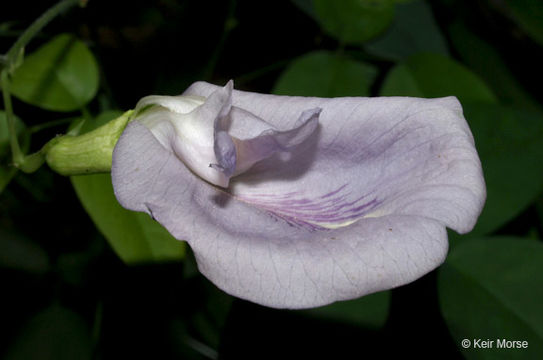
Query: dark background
1,1,541,359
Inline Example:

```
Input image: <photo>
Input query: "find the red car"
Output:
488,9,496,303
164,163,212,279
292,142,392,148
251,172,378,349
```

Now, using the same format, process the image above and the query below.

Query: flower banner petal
112,81,485,308
113,121,449,308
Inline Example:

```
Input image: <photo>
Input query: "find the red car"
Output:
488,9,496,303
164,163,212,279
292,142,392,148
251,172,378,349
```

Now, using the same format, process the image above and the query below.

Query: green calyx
46,110,133,175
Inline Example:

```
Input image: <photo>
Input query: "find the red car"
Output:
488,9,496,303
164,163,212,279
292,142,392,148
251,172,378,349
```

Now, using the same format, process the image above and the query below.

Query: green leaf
72,173,185,264
505,0,543,46
0,227,50,273
439,237,543,359
380,53,497,104
313,0,395,44
5,305,92,360
464,104,543,235
365,0,449,61
273,51,377,97
291,0,317,20
0,166,17,193
10,33,99,112
302,290,390,329
188,280,234,352
380,63,425,96
447,21,540,111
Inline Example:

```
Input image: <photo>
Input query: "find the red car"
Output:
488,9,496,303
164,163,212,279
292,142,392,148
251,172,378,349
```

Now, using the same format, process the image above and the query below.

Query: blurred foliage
302,290,390,329
0,227,50,274
273,50,376,97
439,237,543,359
365,0,449,60
313,0,395,44
380,53,497,103
1,0,542,359
4,305,92,360
504,0,543,46
447,21,540,111
463,104,543,235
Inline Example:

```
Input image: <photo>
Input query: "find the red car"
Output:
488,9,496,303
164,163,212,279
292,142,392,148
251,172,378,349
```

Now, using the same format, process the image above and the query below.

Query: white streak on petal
136,95,204,113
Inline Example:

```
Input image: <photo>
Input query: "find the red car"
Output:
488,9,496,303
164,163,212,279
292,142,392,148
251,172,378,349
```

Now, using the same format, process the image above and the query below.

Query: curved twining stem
29,117,75,134
1,70,24,168
1,0,89,174
4,0,86,74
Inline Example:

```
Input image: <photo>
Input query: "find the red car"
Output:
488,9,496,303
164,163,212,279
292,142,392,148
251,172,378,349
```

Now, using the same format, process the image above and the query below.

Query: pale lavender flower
111,81,485,309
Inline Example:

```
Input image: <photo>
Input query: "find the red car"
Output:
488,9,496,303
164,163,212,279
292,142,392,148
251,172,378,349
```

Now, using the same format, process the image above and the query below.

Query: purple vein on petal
320,184,348,199
237,184,381,229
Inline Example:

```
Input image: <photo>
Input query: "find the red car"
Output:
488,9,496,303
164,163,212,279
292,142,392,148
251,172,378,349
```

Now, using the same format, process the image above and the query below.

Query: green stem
5,0,84,73
73,105,93,135
235,58,293,86
29,117,74,134
1,70,24,166
1,0,88,174
80,105,92,122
